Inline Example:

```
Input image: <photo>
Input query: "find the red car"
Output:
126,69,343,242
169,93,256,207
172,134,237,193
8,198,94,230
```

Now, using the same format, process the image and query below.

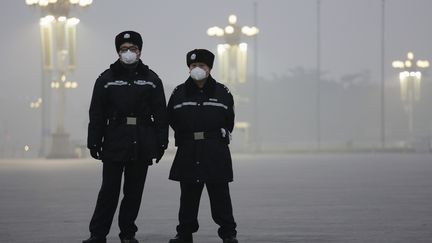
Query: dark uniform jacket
168,75,235,183
87,60,168,164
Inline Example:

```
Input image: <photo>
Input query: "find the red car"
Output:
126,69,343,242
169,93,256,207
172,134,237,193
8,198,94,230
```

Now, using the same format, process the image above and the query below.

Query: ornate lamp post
207,14,259,85
392,52,429,144
207,15,259,148
25,0,92,158
207,15,258,148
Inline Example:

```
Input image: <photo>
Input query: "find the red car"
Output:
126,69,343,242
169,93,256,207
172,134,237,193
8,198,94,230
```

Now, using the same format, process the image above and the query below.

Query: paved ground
0,153,431,243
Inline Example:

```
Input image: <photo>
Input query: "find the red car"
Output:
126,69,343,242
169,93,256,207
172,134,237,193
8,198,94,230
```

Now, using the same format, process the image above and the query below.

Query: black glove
90,147,102,160
155,145,166,163
221,128,232,144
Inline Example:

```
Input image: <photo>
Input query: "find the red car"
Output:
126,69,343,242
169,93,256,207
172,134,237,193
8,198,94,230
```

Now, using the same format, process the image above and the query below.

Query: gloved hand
221,128,232,144
90,147,102,160
155,145,166,163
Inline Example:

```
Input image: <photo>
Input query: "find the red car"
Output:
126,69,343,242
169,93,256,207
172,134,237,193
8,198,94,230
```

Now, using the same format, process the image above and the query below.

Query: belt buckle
194,132,204,140
126,117,137,125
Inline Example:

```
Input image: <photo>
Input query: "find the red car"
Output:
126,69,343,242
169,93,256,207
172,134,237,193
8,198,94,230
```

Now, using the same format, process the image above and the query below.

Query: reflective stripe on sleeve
104,80,128,88
203,102,228,110
173,102,198,109
134,80,156,88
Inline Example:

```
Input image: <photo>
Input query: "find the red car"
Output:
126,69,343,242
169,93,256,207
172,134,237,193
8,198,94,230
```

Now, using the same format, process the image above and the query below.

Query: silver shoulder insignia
222,84,231,94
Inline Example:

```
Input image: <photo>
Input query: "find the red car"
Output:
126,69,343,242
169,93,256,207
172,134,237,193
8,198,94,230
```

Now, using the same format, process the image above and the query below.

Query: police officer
167,49,238,243
83,31,168,243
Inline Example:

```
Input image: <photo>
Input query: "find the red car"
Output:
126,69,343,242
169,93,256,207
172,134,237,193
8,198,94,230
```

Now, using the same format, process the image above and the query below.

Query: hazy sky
0,0,431,153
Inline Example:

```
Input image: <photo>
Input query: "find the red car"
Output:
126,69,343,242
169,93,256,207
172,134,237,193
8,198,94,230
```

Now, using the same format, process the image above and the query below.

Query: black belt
107,116,153,126
175,131,222,141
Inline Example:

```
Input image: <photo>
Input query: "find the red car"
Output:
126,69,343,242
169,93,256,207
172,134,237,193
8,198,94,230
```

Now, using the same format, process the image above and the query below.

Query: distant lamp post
392,52,429,141
26,0,91,158
30,98,43,109
207,14,259,85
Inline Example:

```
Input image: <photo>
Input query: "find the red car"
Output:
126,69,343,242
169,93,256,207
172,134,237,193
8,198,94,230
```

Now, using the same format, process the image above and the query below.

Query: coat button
196,161,200,165
133,141,137,144
196,179,200,183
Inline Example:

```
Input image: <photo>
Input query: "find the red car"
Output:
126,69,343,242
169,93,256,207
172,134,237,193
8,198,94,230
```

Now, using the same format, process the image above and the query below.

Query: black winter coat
168,76,235,182
87,60,168,164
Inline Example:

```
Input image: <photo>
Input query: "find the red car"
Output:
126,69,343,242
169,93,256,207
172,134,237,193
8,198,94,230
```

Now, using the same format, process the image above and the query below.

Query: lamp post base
46,132,77,159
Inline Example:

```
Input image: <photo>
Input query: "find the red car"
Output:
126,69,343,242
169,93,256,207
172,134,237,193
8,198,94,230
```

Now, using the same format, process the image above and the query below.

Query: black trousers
176,182,237,239
89,161,148,239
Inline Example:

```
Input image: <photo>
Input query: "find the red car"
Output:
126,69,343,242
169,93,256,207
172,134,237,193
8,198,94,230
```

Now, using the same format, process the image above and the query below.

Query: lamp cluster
51,81,78,89
40,15,80,26
399,71,421,81
51,75,78,89
392,52,430,70
25,0,92,7
207,15,259,37
30,98,43,109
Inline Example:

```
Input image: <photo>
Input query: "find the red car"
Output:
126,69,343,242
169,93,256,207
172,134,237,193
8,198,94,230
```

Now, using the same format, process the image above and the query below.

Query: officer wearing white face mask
83,30,168,243
167,49,238,243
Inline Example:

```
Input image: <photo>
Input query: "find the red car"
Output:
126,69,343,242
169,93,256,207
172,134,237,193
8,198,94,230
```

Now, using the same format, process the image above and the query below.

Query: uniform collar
110,59,149,77
185,75,216,97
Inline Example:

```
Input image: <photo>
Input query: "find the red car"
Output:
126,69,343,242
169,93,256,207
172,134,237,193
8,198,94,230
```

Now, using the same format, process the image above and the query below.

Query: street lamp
207,14,259,85
26,0,91,158
392,52,429,143
207,14,259,148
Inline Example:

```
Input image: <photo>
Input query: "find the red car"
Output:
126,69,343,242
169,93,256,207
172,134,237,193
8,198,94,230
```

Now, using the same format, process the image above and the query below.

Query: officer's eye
119,46,139,53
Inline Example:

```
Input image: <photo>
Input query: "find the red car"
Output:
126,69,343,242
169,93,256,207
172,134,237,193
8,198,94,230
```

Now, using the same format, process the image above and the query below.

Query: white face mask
120,50,138,64
190,67,208,81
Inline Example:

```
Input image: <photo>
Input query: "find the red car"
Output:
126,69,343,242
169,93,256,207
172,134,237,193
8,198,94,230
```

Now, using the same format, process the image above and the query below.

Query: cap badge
124,33,130,39
191,53,196,60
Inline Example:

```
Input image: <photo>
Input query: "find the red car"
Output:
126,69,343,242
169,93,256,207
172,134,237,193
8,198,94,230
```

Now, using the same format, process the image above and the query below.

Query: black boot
120,236,139,243
82,236,107,243
168,234,193,243
223,236,238,243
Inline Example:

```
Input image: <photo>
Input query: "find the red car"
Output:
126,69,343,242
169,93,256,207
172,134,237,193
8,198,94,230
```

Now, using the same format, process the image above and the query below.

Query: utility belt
175,130,229,144
107,116,153,126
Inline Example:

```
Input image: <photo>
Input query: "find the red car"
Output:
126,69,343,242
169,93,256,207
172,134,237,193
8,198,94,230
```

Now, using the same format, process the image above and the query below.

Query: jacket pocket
102,124,129,152
138,125,158,160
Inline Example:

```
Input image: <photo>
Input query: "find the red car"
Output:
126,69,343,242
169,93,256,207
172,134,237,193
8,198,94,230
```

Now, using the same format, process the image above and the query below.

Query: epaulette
171,84,185,96
171,85,179,95
148,69,159,78
98,69,110,78
221,83,231,94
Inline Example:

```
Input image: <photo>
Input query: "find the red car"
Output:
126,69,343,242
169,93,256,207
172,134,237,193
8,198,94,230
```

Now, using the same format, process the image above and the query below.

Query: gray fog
1,0,432,157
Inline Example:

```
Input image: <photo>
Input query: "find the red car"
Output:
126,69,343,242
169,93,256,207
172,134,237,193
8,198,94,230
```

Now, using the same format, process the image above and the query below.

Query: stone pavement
0,153,431,243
